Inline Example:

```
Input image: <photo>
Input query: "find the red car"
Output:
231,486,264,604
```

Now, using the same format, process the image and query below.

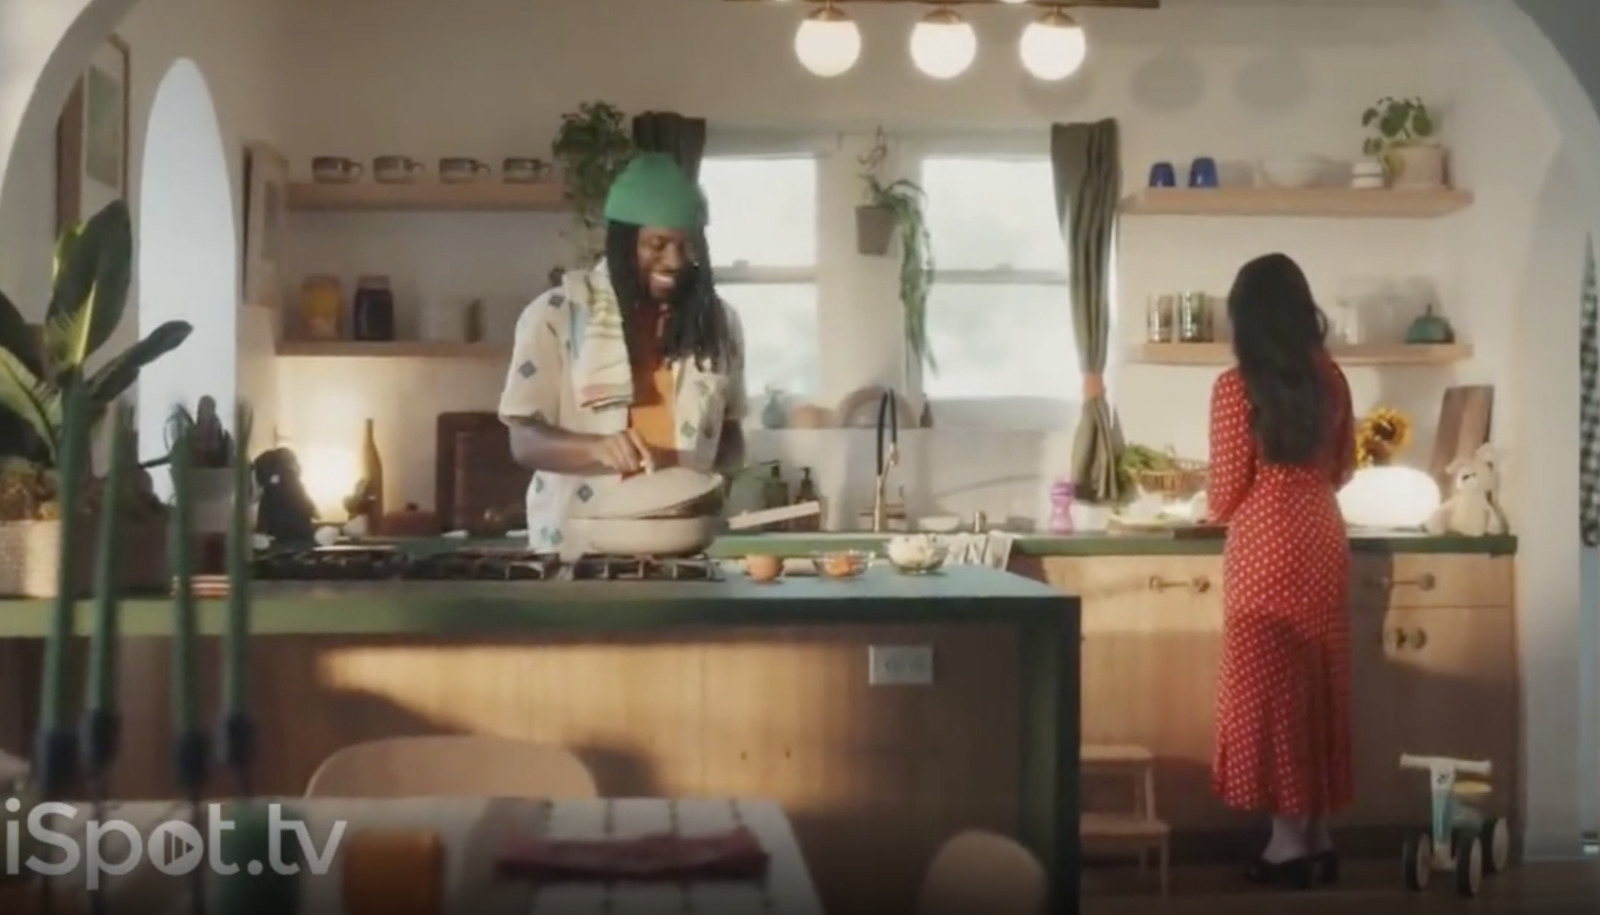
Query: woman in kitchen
497,152,747,551
1205,252,1356,889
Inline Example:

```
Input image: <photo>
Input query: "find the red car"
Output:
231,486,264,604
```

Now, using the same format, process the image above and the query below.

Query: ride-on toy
1398,754,1511,897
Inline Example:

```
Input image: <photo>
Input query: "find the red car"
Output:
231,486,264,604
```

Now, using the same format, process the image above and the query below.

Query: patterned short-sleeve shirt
496,274,748,552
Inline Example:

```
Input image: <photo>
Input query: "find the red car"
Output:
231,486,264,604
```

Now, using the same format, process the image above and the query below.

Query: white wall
0,0,286,460
272,0,1465,523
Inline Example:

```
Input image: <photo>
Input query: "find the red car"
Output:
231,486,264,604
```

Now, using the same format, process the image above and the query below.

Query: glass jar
352,275,396,342
1145,294,1175,342
1048,479,1076,534
300,275,343,341
1178,291,1212,342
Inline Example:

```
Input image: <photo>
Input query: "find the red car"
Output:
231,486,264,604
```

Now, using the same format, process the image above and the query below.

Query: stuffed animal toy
1425,444,1509,536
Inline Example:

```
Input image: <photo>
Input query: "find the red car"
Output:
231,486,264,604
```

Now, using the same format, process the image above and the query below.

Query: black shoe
1313,849,1340,884
1244,855,1316,890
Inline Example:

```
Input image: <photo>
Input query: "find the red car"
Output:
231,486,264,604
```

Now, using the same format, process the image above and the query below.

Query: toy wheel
1455,833,1483,897
1402,831,1432,891
1480,817,1510,873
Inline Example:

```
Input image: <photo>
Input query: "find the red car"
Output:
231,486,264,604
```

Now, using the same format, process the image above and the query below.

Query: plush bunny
1425,444,1509,536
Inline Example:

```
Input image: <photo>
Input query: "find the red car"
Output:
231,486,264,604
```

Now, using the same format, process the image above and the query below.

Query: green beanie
603,152,708,229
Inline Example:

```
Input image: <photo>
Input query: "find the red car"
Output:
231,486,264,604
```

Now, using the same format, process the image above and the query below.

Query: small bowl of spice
810,550,872,580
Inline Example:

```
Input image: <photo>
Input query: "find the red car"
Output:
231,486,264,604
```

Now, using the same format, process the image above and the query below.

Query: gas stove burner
251,546,722,583
564,554,722,582
253,545,410,581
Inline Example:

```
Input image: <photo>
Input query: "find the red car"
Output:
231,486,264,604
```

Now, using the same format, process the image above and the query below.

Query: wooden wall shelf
276,341,510,359
286,181,569,213
1119,187,1473,219
1136,342,1473,366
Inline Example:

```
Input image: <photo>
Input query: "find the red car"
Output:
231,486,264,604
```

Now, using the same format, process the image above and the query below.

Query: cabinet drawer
1351,554,1512,608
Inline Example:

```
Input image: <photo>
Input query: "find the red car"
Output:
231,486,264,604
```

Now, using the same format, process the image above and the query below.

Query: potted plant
0,200,189,596
166,395,242,535
854,130,937,371
551,100,637,266
1361,97,1446,189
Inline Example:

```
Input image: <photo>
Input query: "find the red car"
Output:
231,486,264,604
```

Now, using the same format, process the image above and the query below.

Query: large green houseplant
0,201,181,596
855,130,935,372
0,200,191,469
551,101,637,266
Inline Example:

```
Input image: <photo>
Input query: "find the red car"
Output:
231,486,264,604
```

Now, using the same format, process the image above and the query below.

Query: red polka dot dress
1207,353,1356,817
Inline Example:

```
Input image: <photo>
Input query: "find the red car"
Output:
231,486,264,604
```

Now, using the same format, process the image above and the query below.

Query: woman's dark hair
1227,252,1330,466
604,222,732,371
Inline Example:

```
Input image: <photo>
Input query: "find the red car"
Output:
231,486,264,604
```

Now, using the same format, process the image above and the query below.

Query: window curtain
632,112,708,182
1580,235,1598,545
1051,119,1125,504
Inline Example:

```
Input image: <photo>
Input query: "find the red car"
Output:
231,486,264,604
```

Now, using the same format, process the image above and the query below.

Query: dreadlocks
604,221,732,373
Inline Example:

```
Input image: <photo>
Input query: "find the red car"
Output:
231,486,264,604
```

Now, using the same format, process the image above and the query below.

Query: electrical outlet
868,645,935,686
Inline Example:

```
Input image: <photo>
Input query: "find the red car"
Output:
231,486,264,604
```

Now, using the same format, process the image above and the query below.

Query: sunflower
1355,406,1412,467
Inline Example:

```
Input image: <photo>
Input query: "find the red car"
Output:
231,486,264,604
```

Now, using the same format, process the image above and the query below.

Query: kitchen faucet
871,389,899,533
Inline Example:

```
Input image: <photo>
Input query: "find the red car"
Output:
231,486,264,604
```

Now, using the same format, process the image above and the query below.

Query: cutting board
1429,385,1493,489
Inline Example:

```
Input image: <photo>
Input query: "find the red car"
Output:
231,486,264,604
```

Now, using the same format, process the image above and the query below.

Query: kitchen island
0,563,1078,915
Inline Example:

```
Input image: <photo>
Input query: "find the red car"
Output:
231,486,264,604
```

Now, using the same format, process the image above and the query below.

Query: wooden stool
1080,744,1170,897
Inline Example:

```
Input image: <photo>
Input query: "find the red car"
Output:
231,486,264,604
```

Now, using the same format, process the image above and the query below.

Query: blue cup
1148,162,1177,188
1189,157,1219,188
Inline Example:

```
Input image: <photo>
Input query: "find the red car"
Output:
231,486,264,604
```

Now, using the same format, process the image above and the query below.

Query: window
918,157,1081,427
700,156,821,404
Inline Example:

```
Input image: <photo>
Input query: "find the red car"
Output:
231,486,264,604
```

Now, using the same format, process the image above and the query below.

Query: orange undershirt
626,303,678,471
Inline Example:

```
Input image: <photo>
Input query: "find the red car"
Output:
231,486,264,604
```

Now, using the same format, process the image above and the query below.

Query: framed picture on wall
55,34,130,236
241,141,289,311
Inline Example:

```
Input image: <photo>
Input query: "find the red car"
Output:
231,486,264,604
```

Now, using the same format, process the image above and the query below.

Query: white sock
1262,816,1310,863
1309,819,1333,853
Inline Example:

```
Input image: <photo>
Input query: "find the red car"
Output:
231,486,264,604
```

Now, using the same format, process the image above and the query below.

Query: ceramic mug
1148,161,1177,188
503,157,551,183
310,157,363,183
373,155,424,184
1188,157,1220,188
438,157,491,184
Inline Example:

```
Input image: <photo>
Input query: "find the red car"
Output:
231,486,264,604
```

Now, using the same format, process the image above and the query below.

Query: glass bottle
359,418,385,532
300,275,343,341
791,467,820,532
352,275,396,342
1145,294,1175,343
1178,292,1212,342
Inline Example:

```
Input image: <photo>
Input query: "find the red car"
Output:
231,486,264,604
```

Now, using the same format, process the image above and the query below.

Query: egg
745,554,782,583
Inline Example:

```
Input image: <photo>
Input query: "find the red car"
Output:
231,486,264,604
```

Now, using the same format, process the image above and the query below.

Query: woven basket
0,516,170,598
1132,456,1210,501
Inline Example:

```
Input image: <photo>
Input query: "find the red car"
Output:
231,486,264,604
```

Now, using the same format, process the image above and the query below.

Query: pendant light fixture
909,5,977,80
794,1,862,78
1019,6,1088,81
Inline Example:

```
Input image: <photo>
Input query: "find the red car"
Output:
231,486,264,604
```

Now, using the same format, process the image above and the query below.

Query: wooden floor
1082,858,1600,913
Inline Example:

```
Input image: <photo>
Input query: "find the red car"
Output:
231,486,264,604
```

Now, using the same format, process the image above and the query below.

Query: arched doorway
134,57,235,494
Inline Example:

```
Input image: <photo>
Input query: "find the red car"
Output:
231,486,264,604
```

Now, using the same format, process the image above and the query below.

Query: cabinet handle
1147,575,1211,594
1375,572,1437,591
1384,627,1429,651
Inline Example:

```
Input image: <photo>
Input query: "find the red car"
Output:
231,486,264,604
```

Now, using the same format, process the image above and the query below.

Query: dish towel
570,263,635,411
495,826,769,882
943,532,1017,569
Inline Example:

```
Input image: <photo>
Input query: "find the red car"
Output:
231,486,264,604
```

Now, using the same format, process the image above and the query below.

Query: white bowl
1257,156,1326,189
886,534,949,573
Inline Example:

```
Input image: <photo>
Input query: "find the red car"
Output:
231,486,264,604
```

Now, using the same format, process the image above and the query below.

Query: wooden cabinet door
1344,554,1404,825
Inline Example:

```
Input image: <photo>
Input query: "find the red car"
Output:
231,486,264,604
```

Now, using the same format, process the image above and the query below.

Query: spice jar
300,275,343,341
1145,294,1175,343
352,275,396,342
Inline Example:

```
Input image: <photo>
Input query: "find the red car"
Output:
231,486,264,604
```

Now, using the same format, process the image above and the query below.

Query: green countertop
0,565,1074,638
708,531,1517,557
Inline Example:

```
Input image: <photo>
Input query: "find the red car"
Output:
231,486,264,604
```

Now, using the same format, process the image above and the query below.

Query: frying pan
565,502,822,557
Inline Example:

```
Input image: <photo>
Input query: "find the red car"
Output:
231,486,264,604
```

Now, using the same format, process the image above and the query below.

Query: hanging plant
551,101,637,265
855,129,936,372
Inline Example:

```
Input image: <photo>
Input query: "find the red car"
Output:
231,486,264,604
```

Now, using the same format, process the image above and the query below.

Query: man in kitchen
497,152,747,551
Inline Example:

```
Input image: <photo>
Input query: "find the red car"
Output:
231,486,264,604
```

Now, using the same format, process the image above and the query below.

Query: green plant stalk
86,403,132,713
38,380,91,733
168,409,199,734
223,401,254,717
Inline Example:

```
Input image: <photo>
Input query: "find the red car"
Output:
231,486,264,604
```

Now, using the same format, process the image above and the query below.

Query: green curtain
1051,119,1125,504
